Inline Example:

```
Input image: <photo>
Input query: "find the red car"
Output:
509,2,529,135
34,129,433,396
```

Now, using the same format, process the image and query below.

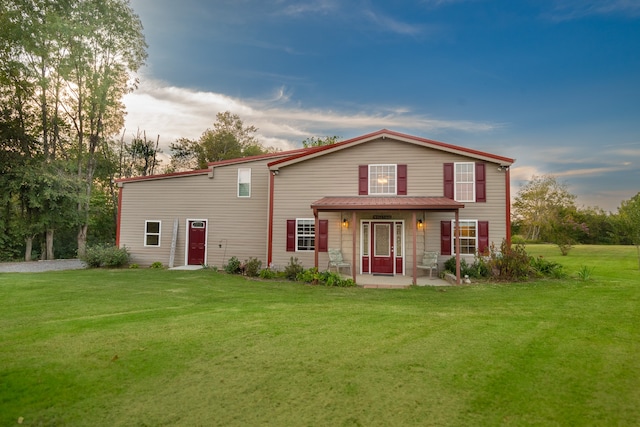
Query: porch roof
311,196,465,212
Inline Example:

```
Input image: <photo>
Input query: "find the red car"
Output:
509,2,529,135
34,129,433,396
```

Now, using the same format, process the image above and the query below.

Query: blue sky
123,0,640,212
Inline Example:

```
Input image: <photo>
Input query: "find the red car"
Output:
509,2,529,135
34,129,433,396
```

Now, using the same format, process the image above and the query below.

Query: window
296,219,315,251
238,168,251,197
453,220,477,255
144,220,161,247
369,164,397,195
455,162,475,202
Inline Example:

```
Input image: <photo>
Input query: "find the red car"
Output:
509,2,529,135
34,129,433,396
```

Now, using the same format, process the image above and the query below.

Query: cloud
278,0,340,16
546,0,640,21
362,9,425,36
122,77,499,153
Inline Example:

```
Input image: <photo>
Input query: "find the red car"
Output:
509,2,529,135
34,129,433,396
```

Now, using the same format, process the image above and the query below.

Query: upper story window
369,164,397,195
237,168,251,197
455,162,475,202
144,220,161,247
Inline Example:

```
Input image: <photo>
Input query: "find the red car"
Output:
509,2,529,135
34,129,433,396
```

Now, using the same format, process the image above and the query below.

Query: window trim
454,162,475,202
452,219,478,255
237,167,251,198
369,164,397,195
144,220,161,247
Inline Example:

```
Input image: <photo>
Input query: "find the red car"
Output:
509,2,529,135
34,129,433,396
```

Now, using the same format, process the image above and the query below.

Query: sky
123,0,640,212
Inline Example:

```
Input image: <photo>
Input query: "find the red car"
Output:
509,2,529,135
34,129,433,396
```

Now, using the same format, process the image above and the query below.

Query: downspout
314,211,319,270
412,211,417,286
505,167,512,246
267,171,275,266
115,184,123,247
351,211,356,283
455,209,461,285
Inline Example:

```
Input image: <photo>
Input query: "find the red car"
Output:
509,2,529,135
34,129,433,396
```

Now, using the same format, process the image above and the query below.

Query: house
116,129,515,284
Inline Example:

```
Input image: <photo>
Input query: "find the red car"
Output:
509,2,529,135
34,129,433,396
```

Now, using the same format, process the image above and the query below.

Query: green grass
1,246,639,426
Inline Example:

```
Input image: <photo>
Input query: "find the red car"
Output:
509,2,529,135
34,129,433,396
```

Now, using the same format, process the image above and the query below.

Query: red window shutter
476,163,486,203
318,220,328,252
358,165,368,195
397,164,407,195
443,163,454,199
478,221,489,255
286,220,296,252
441,221,452,255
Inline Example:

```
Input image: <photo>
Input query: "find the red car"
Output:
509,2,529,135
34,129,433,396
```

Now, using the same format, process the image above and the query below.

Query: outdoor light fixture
342,218,349,228
417,219,424,230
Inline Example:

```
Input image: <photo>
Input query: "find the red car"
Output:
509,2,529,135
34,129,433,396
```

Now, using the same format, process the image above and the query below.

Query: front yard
0,245,638,426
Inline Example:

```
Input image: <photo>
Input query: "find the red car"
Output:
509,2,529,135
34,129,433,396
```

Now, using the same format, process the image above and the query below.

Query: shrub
224,256,241,274
488,240,533,281
244,258,262,277
129,263,139,269
82,244,130,268
284,257,304,280
259,268,276,279
150,261,164,269
530,256,566,278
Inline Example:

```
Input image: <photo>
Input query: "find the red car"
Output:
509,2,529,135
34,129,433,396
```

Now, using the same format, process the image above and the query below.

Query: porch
355,273,451,289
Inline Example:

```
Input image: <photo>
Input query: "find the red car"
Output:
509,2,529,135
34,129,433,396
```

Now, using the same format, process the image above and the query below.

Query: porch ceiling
311,196,465,212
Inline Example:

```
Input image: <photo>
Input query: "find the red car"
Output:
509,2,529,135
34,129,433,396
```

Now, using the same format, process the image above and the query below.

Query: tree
301,135,340,148
169,112,268,170
617,192,640,269
512,175,577,243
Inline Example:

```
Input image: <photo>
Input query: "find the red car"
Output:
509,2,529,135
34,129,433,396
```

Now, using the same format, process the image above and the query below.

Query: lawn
1,245,639,426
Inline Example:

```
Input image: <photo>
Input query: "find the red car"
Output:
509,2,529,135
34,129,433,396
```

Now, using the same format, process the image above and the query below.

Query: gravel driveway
0,259,87,273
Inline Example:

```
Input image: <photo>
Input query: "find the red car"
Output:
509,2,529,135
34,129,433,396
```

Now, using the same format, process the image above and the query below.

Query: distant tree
512,175,577,244
169,112,268,170
617,192,640,269
122,130,162,177
301,135,340,148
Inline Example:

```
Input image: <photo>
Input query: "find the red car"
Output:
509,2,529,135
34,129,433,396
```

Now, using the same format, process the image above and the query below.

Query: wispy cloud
362,9,425,36
122,77,498,152
278,0,340,16
546,0,640,21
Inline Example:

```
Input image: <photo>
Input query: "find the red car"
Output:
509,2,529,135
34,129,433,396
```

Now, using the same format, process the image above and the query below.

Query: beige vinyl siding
271,137,509,271
119,158,275,267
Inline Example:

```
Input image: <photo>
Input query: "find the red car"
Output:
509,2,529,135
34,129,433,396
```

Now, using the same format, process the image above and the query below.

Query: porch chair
417,251,439,279
328,248,351,274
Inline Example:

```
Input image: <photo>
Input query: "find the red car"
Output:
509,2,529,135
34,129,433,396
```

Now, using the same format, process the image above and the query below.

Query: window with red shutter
443,163,454,199
441,220,452,255
358,165,368,195
476,163,486,203
397,164,407,195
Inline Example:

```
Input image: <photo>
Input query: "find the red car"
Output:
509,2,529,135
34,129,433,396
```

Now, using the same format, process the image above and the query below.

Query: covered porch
311,196,466,286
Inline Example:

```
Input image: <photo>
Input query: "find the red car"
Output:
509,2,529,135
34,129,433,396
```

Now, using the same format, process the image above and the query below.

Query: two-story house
116,129,514,284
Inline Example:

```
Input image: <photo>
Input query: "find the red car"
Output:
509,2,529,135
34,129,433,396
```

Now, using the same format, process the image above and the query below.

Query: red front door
371,222,394,274
188,220,206,265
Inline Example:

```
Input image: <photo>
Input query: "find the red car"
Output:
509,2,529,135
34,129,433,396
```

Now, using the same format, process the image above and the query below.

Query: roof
269,129,515,170
311,196,465,212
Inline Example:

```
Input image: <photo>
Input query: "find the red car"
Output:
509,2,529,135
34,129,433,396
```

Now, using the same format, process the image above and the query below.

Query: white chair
328,249,351,274
417,251,439,279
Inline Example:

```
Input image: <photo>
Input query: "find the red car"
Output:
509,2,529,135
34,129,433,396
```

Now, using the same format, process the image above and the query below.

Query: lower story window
296,219,315,251
145,220,161,247
453,220,477,254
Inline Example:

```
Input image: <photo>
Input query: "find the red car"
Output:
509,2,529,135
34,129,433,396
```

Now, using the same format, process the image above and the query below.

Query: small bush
284,257,304,280
244,258,262,277
129,263,139,269
224,256,241,274
576,265,594,281
296,268,356,287
259,268,276,279
82,244,130,268
530,256,566,278
150,261,164,269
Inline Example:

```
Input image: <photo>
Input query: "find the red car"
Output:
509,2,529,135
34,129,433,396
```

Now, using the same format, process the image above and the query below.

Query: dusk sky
123,0,640,212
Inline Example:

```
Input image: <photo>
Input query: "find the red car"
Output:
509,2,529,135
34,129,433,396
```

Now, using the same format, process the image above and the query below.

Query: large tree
169,112,270,170
617,192,640,269
512,175,577,242
0,0,147,259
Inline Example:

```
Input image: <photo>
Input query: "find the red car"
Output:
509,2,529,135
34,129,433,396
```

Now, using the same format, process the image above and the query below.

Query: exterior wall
271,137,509,272
118,158,275,268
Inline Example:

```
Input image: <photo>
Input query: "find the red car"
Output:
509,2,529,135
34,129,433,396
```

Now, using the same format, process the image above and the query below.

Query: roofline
116,148,312,184
268,129,515,169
